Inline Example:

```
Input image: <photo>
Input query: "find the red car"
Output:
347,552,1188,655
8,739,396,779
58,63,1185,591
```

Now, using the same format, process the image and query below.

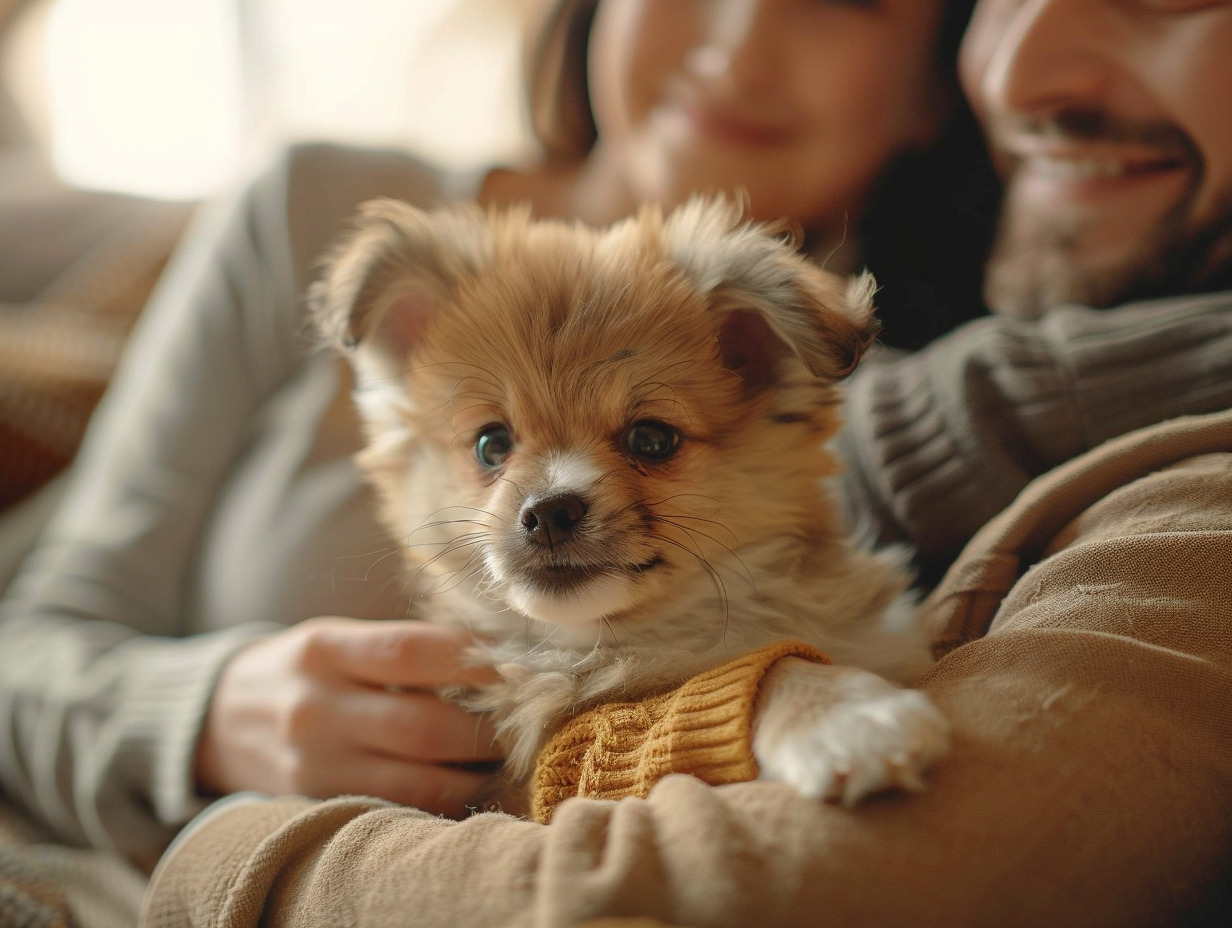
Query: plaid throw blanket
0,203,191,512
0,799,75,928
0,796,147,928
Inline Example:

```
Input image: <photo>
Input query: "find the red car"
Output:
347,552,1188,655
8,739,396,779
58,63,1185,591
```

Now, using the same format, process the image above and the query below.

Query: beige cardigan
140,408,1232,928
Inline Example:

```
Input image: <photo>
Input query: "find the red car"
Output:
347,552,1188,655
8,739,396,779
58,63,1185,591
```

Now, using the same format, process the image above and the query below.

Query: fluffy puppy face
312,198,877,634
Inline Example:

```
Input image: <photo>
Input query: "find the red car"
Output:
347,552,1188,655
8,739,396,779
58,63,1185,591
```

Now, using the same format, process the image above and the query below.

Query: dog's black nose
521,493,588,548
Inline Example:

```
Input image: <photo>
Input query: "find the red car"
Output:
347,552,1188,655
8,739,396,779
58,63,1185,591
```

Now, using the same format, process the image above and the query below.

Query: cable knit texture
834,292,1232,575
532,640,831,823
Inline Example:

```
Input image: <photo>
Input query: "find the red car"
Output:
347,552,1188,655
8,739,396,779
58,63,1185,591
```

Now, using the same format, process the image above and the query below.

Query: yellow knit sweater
531,640,830,823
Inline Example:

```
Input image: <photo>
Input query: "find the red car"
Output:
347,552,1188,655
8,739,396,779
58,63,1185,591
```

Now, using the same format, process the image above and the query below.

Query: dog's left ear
662,197,880,386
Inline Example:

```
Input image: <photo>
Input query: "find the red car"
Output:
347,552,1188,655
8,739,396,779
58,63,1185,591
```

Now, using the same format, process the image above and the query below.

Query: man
141,2,1232,926
969,0,1232,316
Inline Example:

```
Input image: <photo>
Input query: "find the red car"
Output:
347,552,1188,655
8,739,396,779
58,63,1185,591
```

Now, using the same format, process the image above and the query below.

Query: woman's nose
685,0,784,92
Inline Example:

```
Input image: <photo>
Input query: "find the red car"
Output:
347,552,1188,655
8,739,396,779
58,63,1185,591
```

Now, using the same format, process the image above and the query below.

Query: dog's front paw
752,657,950,806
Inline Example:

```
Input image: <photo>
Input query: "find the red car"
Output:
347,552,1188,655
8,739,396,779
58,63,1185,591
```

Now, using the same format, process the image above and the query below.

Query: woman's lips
674,93,792,147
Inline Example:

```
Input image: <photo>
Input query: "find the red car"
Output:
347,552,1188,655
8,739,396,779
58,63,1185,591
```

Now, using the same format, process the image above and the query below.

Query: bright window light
252,0,529,167
46,0,244,200
37,0,530,201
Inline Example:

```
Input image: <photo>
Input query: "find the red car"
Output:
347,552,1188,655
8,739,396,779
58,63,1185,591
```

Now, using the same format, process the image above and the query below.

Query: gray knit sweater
1,142,1230,866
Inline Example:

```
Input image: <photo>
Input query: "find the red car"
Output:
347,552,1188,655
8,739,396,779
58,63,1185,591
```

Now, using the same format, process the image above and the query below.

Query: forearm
145,628,1232,928
0,160,298,861
0,607,272,866
836,291,1232,568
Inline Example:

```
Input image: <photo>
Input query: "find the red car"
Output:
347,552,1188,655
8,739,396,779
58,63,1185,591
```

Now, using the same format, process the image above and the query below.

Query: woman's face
587,0,949,232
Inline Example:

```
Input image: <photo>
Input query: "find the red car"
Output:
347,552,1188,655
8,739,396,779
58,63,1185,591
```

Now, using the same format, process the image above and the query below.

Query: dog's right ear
308,198,487,379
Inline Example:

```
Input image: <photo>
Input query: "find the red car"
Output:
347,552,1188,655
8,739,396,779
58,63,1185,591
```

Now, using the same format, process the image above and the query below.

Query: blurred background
0,0,536,524
1,0,535,198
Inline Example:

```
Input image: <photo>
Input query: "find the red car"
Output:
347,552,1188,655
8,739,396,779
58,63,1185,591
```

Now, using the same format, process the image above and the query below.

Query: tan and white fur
311,197,949,808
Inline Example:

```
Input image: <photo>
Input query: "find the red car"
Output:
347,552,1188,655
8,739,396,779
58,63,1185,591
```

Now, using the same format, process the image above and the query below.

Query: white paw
753,658,950,806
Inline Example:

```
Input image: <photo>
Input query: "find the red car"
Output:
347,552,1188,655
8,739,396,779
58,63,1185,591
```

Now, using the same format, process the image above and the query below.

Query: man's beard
984,111,1232,318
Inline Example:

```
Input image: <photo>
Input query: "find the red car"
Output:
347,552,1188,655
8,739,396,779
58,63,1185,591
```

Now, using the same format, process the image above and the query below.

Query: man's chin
984,238,1144,317
986,177,1232,316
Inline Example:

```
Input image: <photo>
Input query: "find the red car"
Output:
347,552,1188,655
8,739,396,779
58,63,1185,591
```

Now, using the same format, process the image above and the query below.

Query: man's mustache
992,108,1193,160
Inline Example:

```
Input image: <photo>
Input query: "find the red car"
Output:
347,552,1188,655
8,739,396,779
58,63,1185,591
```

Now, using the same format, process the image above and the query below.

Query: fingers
302,617,499,689
336,687,504,764
197,616,508,813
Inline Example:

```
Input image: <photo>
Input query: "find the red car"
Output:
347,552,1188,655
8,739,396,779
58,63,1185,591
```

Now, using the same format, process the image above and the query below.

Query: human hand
195,616,503,817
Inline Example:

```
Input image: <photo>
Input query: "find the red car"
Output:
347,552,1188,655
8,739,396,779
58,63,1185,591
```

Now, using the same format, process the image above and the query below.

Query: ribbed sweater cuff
531,640,830,824
98,624,278,863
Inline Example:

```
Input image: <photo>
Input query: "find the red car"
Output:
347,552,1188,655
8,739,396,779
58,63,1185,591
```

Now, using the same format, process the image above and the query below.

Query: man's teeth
1029,157,1130,180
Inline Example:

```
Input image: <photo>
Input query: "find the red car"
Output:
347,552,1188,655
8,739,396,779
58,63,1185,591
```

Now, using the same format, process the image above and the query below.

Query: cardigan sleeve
140,410,1232,928
0,144,469,869
833,291,1232,576
0,158,302,866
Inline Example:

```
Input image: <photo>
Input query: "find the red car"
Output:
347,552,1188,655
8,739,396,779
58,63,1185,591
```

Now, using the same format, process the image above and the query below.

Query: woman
0,0,991,916
516,0,995,350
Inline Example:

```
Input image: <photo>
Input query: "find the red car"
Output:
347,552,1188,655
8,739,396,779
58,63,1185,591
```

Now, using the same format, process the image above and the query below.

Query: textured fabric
834,292,1232,580
140,407,1232,928
0,796,146,928
532,640,830,823
0,196,191,512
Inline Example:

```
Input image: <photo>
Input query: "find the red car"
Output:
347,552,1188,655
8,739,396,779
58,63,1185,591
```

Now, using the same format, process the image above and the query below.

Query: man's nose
965,0,1113,118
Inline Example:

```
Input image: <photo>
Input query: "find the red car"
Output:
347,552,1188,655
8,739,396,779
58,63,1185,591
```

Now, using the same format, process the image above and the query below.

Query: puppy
311,197,949,811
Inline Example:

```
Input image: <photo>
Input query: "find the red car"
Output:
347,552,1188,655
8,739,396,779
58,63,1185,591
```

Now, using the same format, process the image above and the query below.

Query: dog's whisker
600,615,619,649
405,534,492,586
406,522,490,541
653,534,732,639
497,474,529,498
411,504,505,529
352,545,410,582
641,491,724,510
629,356,706,392
651,511,739,547
570,628,608,668
328,543,403,590
650,515,756,591
425,542,494,595
399,532,485,550
425,550,490,598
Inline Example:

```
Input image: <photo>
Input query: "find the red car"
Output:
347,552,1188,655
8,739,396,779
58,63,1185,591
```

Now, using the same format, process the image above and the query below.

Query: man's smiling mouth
1022,153,1185,182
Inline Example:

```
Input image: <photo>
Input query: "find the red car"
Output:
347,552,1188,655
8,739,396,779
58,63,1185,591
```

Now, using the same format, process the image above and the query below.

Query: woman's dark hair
523,0,600,164
856,0,1001,350
522,0,1001,349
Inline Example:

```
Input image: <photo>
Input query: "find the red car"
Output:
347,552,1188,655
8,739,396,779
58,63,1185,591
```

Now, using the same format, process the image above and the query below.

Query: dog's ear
662,196,880,386
308,198,488,378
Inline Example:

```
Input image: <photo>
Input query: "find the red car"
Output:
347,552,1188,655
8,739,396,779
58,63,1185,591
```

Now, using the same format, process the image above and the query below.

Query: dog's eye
626,420,680,463
475,424,513,468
